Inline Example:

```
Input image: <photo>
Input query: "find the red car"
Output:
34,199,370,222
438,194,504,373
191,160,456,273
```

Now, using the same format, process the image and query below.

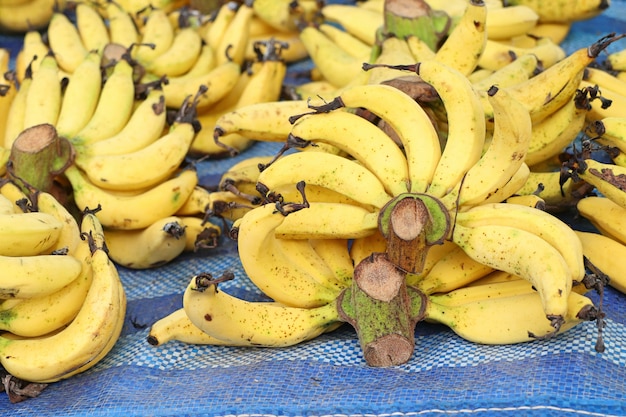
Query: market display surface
1,0,626,415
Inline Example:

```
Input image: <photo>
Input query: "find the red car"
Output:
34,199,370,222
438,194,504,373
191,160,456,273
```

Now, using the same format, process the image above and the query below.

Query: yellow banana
3,70,31,149
147,307,242,346
575,230,626,294
47,11,89,73
472,53,539,92
0,49,16,150
452,222,573,325
309,238,354,289
504,193,546,209
15,31,50,82
204,1,237,50
257,151,391,209
410,244,494,294
74,88,166,157
0,0,59,33
428,277,537,306
143,26,202,77
527,22,571,44
319,23,372,59
0,210,65,257
577,196,626,245
75,2,110,55
583,67,626,97
442,86,531,209
425,289,596,344
104,216,187,269
55,51,103,139
106,1,139,49
183,272,341,347
608,47,626,71
485,4,539,40
0,252,83,299
288,111,410,196
178,215,221,252
74,117,195,191
215,1,253,66
0,212,125,383
252,0,321,33
22,53,62,130
366,37,416,86
320,3,382,46
524,93,589,167
504,0,610,23
35,190,82,255
235,203,342,308
579,80,626,121
64,166,198,230
574,158,626,208
218,155,275,196
455,202,585,281
417,60,486,198
133,8,175,64
307,84,441,194
434,0,487,76
71,58,136,145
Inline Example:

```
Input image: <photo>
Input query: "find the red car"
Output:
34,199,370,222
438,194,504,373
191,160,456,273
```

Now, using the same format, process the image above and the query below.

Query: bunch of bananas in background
0,182,126,384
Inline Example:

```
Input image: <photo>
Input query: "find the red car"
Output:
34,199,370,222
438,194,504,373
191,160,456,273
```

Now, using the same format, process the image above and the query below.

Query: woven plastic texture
2,2,626,415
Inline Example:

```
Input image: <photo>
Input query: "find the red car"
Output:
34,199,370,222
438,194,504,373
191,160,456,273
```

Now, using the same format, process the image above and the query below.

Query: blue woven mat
2,2,626,416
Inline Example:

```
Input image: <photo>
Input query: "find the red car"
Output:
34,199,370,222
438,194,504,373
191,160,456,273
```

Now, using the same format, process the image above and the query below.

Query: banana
22,53,62,130
272,201,379,240
307,84,441,194
47,11,89,74
451,222,573,325
0,180,29,211
504,193,546,209
64,166,198,230
485,5,539,40
299,25,370,88
442,86,531,209
406,35,436,62
70,58,136,146
182,43,218,78
319,23,372,59
235,203,342,307
143,26,202,77
528,22,571,44
0,49,16,149
74,114,195,191
320,3,382,46
410,244,494,294
104,216,187,269
257,151,391,209
574,158,626,209
178,215,221,252
455,203,585,281
194,45,288,154
213,99,316,143
245,28,309,64
0,223,92,337
309,238,354,289
480,161,531,205
579,80,626,121
0,212,124,383
3,69,31,149
35,190,82,255
182,272,341,347
75,2,110,55
204,1,237,50
575,230,626,294
133,8,175,64
608,47,626,72
577,196,626,245
106,1,140,49
74,88,166,157
504,0,610,23
502,35,621,125
0,0,59,33
477,37,566,72
215,1,253,66
55,51,103,139
162,60,241,110
0,194,15,215
472,53,539,92
147,307,242,346
288,111,410,196
417,60,486,198
434,0,487,76
517,170,579,209
218,155,275,196
425,289,595,344
428,277,537,306
0,211,65,257
524,93,589,167
252,0,321,33
349,229,387,266
0,252,83,299
592,117,626,153
583,67,626,97
366,37,416,86
15,31,50,82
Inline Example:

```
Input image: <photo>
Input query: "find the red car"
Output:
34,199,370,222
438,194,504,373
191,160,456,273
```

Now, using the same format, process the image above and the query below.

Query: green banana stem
381,0,450,52
7,123,74,195
337,252,426,367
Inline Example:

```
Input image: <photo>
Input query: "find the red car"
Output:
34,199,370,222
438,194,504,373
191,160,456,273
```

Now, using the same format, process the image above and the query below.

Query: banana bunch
0,182,126,383
0,0,64,33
